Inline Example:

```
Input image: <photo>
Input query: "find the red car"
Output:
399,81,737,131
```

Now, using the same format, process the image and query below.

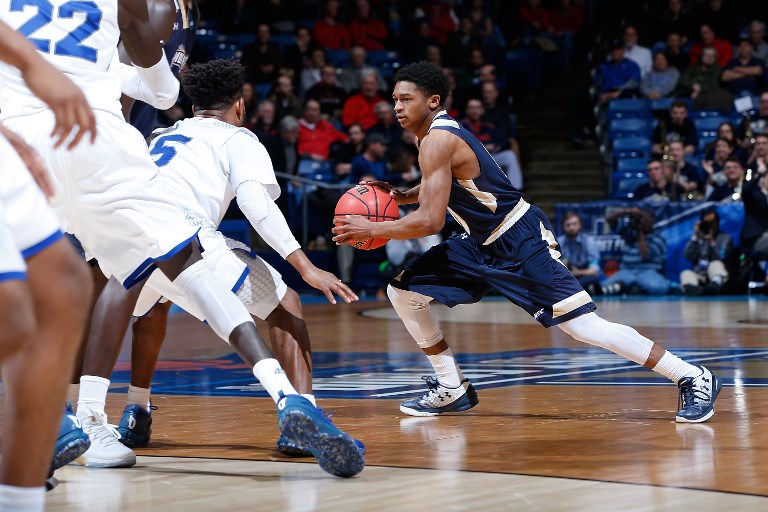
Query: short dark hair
725,156,743,166
562,211,582,227
182,59,244,110
700,208,720,224
394,61,451,106
671,100,688,111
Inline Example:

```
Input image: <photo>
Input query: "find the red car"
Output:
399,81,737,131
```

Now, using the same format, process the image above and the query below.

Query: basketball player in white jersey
0,0,364,478
0,20,95,512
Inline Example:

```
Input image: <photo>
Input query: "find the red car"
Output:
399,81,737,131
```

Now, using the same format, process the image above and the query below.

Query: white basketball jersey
0,0,122,119
148,117,281,227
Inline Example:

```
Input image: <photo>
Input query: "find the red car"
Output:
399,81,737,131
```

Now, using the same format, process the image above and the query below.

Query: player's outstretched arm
0,124,54,198
361,180,420,205
0,21,96,149
285,250,358,305
117,0,179,107
235,180,358,304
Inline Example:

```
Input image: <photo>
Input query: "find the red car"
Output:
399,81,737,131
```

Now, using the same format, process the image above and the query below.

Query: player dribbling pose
333,61,720,423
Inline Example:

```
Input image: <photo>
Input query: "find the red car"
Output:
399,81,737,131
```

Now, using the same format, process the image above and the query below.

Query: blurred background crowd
148,0,768,299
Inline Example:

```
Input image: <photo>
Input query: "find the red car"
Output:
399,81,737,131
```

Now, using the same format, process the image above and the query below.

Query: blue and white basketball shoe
399,377,479,416
277,395,365,477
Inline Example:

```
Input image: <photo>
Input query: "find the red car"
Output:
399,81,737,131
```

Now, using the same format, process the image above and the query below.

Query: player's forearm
369,209,444,240
0,21,46,73
400,184,421,205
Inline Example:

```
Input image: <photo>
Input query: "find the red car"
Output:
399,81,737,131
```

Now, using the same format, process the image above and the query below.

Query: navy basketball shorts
390,206,596,327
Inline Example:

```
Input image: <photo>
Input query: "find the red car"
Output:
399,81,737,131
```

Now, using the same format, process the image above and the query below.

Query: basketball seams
335,185,400,250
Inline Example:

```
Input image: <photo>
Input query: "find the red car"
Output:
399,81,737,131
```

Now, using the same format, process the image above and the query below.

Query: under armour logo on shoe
127,416,137,430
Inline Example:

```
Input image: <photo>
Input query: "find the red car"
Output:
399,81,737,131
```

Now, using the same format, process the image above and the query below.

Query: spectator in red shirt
349,0,388,51
313,0,351,50
342,71,384,130
415,0,458,45
520,0,553,35
549,0,584,33
298,99,348,160
689,23,733,68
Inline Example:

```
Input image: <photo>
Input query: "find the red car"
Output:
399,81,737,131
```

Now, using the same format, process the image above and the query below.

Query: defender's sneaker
50,402,91,473
75,407,136,467
676,365,722,423
277,408,366,457
277,395,365,477
400,377,479,417
117,404,154,448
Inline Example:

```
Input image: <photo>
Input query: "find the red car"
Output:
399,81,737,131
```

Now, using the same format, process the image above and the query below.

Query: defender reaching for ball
332,61,721,423
113,58,364,460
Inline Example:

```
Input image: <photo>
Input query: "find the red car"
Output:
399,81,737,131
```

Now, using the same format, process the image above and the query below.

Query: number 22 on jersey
10,0,102,62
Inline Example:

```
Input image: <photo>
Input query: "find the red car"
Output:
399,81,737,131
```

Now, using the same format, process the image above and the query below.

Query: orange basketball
334,184,399,250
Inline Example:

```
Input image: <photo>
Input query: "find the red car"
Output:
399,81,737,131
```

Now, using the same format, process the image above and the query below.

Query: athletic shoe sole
278,409,364,478
277,437,366,458
74,453,136,468
675,371,723,423
50,434,91,473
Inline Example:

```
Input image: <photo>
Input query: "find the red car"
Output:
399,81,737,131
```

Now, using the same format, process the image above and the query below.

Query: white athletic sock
300,394,317,407
652,351,700,383
252,359,298,404
171,260,253,341
67,383,80,409
0,484,45,512
77,376,110,416
428,349,464,388
127,385,151,410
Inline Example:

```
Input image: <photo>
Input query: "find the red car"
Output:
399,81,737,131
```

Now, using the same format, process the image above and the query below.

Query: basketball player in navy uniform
333,61,721,424
122,0,198,138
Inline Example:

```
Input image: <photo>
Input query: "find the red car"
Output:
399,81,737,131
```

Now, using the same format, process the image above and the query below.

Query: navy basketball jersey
130,0,197,138
427,111,525,245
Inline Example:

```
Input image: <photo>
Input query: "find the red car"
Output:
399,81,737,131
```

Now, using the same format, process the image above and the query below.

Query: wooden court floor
18,296,768,510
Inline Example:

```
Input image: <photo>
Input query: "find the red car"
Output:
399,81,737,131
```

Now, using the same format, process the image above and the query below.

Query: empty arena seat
693,116,728,132
612,137,652,159
298,159,335,182
610,172,648,199
615,157,649,173
219,219,251,246
608,118,652,139
607,98,650,119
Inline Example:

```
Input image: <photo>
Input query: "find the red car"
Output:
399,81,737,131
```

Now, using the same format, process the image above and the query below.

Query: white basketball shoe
75,407,136,468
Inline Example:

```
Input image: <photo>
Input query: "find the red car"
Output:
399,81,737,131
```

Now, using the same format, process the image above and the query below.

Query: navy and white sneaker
277,408,366,457
277,395,365,477
50,402,91,473
399,377,479,417
676,365,722,423
117,404,155,448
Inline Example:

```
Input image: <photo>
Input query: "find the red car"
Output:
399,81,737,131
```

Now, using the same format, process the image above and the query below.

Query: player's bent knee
278,287,303,318
0,283,36,358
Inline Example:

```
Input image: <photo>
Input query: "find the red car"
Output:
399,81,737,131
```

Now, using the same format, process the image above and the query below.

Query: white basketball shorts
135,228,287,320
0,133,63,280
2,111,200,288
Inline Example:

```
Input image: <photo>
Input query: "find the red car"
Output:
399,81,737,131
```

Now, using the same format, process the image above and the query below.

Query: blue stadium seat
615,157,648,173
612,137,652,159
504,49,542,94
219,219,251,246
689,110,725,118
367,50,400,67
610,172,647,199
225,33,256,47
608,118,652,139
298,159,335,182
650,97,691,111
606,98,650,119
270,34,295,51
326,49,350,67
693,117,728,132
255,83,272,101
212,43,240,60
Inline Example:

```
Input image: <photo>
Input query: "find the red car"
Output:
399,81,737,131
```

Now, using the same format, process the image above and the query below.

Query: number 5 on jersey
150,134,192,167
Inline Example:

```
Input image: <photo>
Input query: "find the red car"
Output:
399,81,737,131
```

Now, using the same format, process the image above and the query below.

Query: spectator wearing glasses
633,157,682,201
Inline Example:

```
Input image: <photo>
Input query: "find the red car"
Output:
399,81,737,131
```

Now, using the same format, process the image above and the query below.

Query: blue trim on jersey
123,228,201,289
231,266,250,293
0,271,27,282
21,230,64,259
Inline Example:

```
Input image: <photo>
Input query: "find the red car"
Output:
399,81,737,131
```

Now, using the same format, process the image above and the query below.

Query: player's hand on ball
302,267,359,304
361,180,408,204
332,215,374,245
